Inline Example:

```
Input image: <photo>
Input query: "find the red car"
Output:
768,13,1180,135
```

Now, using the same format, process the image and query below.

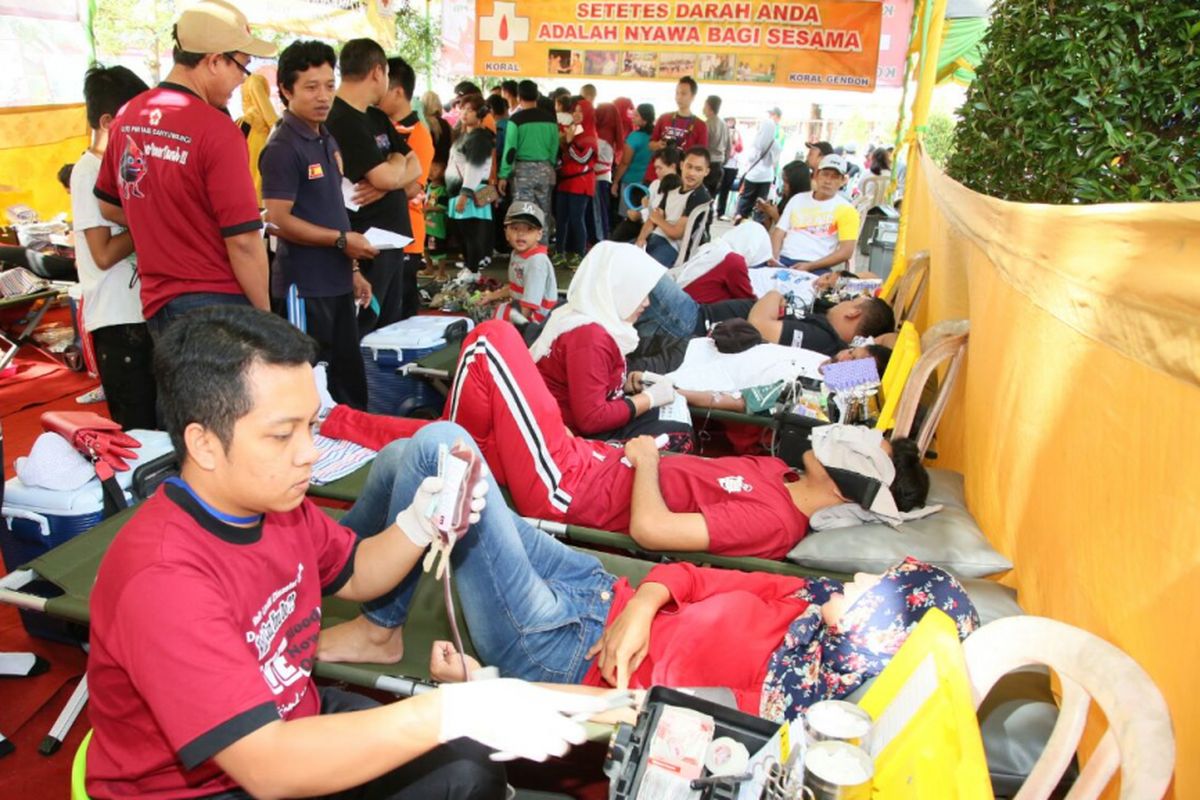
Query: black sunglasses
223,52,252,77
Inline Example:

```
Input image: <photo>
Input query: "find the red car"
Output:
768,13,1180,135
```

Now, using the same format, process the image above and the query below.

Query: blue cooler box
1,429,173,642
360,316,472,417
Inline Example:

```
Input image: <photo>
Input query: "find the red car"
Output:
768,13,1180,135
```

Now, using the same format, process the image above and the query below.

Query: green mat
309,465,371,504
16,506,662,692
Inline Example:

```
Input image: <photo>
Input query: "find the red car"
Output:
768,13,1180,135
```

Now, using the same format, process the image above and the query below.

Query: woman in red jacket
428,550,978,723
529,241,695,452
555,97,598,259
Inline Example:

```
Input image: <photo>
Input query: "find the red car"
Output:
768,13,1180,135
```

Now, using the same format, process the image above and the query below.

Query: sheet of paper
364,227,414,251
658,394,692,425
342,178,361,211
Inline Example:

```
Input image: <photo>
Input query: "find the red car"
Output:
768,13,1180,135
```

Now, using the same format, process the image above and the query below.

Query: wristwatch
335,231,348,251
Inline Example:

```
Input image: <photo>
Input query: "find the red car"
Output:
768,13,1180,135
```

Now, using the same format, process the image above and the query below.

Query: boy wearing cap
94,0,277,331
480,202,557,327
770,154,859,274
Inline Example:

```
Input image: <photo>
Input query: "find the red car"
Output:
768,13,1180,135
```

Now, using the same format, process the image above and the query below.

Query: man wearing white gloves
86,306,608,800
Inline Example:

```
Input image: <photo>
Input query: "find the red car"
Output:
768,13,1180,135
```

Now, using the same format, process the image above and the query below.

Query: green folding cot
307,469,847,582
0,506,662,700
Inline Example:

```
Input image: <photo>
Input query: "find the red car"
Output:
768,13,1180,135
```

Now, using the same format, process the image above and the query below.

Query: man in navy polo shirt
94,0,276,332
325,38,423,333
261,41,377,410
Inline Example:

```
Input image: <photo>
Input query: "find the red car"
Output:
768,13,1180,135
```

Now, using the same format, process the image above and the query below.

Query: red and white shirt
572,453,810,558
86,484,357,798
497,245,557,325
94,83,263,318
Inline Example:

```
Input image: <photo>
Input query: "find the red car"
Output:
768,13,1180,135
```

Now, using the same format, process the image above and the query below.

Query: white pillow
786,468,1012,578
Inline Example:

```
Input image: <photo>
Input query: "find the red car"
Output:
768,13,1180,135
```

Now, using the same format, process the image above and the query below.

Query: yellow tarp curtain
904,140,1200,797
0,104,88,220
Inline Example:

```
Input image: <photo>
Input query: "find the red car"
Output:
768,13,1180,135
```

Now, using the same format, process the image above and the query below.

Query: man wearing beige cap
95,0,276,334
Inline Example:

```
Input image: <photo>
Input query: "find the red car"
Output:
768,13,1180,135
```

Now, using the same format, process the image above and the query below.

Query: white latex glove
394,474,489,549
438,679,610,762
640,379,677,409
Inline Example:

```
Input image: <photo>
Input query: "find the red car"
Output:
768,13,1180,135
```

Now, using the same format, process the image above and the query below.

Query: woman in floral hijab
431,555,978,724
759,557,979,722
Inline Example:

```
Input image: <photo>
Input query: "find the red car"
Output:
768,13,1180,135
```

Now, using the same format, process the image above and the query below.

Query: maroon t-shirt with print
85,484,357,798
94,83,262,317
642,112,709,181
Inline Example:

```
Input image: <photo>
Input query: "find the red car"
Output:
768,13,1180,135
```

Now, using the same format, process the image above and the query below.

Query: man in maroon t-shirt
642,75,709,182
86,306,609,798
94,0,274,333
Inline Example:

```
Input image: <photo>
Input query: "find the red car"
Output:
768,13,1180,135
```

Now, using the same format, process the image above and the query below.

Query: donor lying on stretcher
444,321,927,559
325,425,979,723
658,319,892,414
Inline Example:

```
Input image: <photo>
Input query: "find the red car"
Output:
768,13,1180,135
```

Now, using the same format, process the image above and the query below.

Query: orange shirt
392,112,434,254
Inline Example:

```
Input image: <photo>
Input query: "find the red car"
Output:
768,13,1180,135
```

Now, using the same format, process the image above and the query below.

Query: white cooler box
1,429,174,571
360,316,472,416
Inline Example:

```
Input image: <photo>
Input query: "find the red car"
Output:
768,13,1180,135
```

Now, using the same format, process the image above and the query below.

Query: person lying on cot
431,557,979,723
443,320,927,560
664,219,774,304
529,241,695,453
636,278,895,358
660,320,893,414
315,438,977,719
85,306,615,800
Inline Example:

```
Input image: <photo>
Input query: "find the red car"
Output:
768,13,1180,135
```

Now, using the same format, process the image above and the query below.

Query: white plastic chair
963,616,1175,799
883,250,930,328
891,323,968,458
854,174,891,219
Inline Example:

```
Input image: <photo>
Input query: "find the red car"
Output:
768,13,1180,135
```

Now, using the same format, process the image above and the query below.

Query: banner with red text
474,0,884,92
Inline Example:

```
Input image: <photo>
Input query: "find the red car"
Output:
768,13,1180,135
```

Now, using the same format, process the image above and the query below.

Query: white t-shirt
70,151,145,331
595,139,614,182
774,192,861,263
650,186,709,249
667,337,829,392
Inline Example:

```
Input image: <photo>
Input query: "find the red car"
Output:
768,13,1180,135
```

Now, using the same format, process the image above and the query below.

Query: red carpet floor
1,371,99,796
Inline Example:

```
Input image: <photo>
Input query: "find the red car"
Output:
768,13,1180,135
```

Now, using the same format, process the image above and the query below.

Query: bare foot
318,615,405,664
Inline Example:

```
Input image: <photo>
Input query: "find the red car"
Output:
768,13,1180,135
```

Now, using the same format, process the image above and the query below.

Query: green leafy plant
92,0,177,84
947,0,1200,203
924,111,958,169
394,4,441,88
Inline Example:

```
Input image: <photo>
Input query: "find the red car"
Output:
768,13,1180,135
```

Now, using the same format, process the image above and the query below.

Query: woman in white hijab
669,220,773,292
529,242,695,451
636,221,784,342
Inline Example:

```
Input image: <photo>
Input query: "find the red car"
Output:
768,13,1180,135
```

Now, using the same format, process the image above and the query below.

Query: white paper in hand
342,178,361,211
658,393,691,424
364,227,414,250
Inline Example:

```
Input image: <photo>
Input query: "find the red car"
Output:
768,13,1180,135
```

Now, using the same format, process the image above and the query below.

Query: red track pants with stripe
444,321,626,525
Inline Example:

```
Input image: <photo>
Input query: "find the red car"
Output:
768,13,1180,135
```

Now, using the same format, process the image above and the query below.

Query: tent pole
424,0,433,93
882,0,949,297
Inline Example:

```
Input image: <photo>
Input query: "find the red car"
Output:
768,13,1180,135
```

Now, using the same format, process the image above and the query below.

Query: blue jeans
341,422,616,683
645,234,678,268
554,191,591,256
593,180,612,242
635,274,701,340
147,292,251,338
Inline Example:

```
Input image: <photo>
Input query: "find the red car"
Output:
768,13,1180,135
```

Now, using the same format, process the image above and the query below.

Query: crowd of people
58,2,970,798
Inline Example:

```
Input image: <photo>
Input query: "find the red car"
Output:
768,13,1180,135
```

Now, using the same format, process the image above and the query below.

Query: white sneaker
75,386,105,404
